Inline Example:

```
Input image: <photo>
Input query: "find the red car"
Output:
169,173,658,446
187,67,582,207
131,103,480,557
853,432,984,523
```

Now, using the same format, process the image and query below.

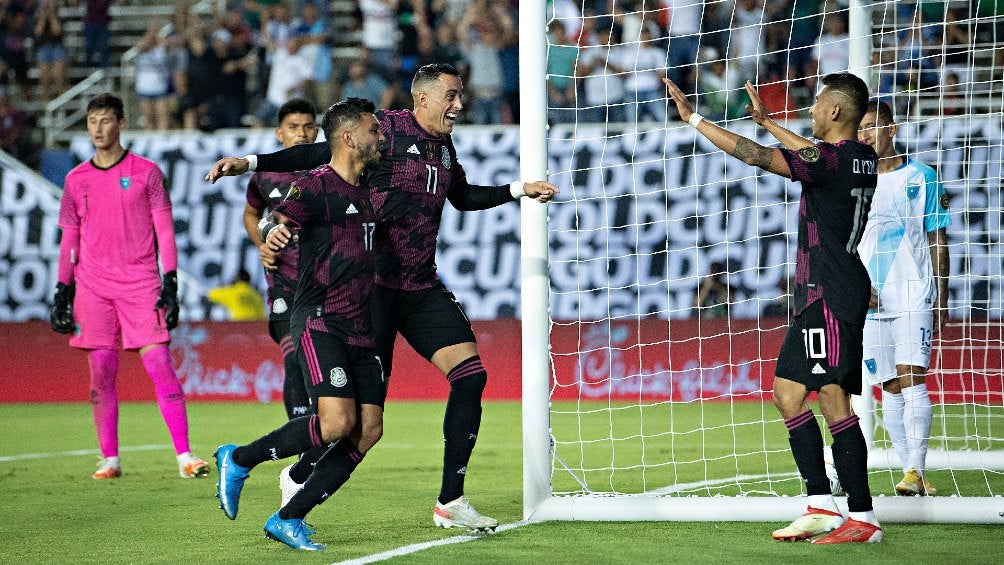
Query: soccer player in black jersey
243,98,318,423
207,63,557,531
664,73,882,544
214,98,386,551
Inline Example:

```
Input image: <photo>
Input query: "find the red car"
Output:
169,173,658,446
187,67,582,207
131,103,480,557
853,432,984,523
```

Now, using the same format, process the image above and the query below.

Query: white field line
0,444,174,462
330,520,532,565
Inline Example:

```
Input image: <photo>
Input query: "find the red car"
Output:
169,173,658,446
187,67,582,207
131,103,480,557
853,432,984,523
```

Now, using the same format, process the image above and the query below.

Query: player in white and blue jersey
857,100,951,497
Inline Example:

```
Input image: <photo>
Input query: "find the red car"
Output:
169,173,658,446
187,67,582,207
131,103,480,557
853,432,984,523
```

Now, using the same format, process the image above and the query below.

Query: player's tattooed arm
733,138,775,169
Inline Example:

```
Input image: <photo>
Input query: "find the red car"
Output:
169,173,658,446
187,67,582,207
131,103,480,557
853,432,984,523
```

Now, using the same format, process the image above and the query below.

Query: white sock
848,510,879,526
881,389,909,473
902,383,933,474
808,494,838,513
176,451,193,463
104,456,120,467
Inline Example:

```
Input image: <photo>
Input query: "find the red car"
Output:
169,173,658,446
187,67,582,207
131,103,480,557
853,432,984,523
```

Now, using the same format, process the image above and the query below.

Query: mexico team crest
330,367,347,388
441,146,452,169
120,177,131,189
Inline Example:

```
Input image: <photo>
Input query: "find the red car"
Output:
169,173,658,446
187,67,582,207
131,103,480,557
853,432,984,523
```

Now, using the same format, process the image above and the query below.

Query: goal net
519,0,1004,523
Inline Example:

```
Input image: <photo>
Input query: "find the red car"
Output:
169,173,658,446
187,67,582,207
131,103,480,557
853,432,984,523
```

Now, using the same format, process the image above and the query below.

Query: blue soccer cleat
264,512,325,551
214,444,250,520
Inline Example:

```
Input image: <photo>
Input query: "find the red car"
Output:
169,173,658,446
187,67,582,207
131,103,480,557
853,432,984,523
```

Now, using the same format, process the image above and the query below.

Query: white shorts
862,311,934,386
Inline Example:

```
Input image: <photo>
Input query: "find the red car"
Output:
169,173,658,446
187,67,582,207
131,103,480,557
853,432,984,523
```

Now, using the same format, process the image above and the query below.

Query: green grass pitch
3,401,1003,564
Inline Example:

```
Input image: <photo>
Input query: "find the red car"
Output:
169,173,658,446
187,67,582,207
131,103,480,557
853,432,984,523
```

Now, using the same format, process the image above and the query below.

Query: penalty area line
330,520,532,565
0,444,173,462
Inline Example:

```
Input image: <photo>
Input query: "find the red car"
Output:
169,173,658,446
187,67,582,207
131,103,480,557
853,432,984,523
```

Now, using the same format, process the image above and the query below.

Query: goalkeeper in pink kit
50,93,209,480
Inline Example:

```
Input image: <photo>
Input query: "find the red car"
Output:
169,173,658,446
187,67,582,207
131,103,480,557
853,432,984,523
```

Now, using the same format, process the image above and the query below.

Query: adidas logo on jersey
407,144,421,154
269,188,283,198
346,203,359,214
811,363,826,375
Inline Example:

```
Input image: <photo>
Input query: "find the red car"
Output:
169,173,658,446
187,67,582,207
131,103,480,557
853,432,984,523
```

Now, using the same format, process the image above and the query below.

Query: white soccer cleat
92,457,122,480
433,496,498,532
772,506,845,541
177,452,210,478
279,464,304,508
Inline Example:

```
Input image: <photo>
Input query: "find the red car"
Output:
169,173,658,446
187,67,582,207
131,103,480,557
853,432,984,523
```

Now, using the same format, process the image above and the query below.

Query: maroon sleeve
779,143,842,188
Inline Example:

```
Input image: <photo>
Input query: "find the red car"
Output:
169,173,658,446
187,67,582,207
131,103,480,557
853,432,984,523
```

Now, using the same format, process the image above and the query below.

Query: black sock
289,444,331,484
281,337,310,419
439,356,487,505
279,441,364,520
829,415,872,513
232,414,324,469
785,409,830,496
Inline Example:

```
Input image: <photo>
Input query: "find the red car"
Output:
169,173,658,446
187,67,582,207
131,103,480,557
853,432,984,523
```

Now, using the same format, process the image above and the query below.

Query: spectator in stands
729,0,766,80
82,0,115,69
576,23,625,123
499,6,520,125
417,21,466,75
620,22,667,124
34,0,67,101
136,23,177,131
395,0,432,87
254,34,312,127
693,261,734,319
0,4,32,101
359,0,399,75
695,47,739,122
339,57,393,109
940,8,973,85
809,11,850,91
178,21,222,130
772,0,821,92
211,28,254,130
296,2,334,104
0,85,31,161
546,20,578,125
458,2,513,125
222,6,256,56
663,0,703,94
940,71,965,116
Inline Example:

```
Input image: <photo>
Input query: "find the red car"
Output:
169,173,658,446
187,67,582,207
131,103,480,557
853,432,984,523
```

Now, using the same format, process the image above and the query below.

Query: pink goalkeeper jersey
59,151,171,290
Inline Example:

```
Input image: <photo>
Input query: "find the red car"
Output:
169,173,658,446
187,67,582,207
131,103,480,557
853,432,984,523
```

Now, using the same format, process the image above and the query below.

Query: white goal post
520,0,1004,524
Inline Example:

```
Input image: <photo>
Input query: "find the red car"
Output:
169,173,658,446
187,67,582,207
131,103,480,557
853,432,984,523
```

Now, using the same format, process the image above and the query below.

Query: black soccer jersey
272,166,376,348
246,171,301,321
255,109,516,292
779,140,878,323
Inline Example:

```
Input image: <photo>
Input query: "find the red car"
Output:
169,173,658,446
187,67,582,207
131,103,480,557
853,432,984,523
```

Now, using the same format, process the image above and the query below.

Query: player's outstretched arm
743,81,814,151
663,78,790,178
204,142,330,183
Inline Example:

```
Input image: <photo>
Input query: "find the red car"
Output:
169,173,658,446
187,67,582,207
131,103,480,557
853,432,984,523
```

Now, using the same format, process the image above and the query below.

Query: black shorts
268,318,290,344
372,282,476,365
296,327,387,407
775,300,864,394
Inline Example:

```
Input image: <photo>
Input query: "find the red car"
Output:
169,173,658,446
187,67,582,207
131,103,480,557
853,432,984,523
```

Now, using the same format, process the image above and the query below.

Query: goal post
520,0,1004,524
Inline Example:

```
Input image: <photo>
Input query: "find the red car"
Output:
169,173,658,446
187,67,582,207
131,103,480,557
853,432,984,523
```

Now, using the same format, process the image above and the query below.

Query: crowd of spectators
0,0,1001,142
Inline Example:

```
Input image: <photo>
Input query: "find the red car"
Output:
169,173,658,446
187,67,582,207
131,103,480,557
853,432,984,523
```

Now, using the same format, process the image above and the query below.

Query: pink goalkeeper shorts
69,278,170,350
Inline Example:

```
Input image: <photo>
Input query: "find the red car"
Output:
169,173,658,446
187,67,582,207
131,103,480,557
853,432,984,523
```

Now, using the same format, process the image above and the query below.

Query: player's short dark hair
821,73,869,124
277,98,317,123
865,100,895,125
321,97,376,142
412,63,461,92
87,93,125,121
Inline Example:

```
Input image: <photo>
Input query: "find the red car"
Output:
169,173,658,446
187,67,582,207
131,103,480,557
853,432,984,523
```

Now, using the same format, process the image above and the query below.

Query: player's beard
359,141,383,166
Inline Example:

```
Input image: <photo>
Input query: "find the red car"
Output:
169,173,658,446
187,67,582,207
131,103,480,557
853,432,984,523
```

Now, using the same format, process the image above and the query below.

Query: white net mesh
539,0,1004,513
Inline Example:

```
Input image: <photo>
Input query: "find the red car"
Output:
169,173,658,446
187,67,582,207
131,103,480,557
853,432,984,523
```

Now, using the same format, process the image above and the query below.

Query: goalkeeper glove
50,282,75,334
156,270,180,330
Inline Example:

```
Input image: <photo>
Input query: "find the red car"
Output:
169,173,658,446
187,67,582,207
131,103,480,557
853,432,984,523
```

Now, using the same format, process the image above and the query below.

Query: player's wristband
688,113,705,128
257,216,278,241
509,181,526,199
243,154,258,172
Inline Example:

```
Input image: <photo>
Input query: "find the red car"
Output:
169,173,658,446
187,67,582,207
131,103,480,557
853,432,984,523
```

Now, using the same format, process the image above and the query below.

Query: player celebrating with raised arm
857,100,951,497
50,93,209,480
664,73,882,543
206,63,558,531
214,98,386,551
243,98,319,423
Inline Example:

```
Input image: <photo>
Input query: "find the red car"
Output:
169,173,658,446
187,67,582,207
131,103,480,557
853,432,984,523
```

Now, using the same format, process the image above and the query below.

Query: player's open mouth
445,112,458,125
